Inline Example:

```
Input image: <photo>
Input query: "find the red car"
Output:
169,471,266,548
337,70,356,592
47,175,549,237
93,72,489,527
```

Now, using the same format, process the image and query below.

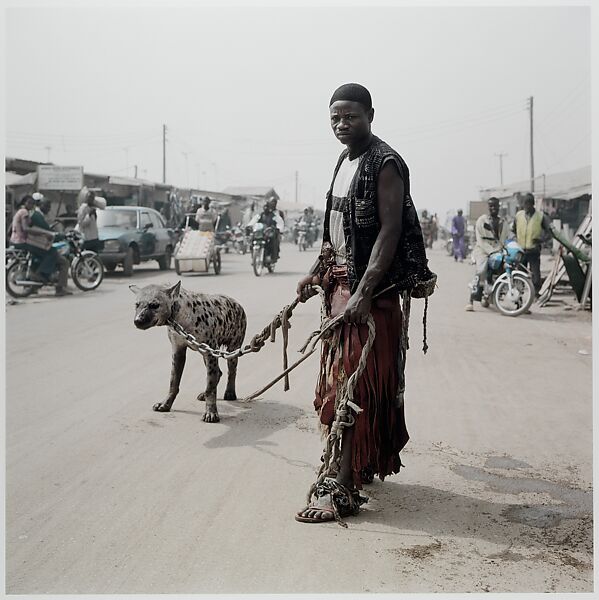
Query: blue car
97,206,177,276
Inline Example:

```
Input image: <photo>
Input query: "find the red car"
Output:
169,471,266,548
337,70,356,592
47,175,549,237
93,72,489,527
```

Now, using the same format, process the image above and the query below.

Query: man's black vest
322,135,436,298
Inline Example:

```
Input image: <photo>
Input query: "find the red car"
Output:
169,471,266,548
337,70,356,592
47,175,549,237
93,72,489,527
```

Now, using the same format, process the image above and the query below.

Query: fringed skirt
314,265,409,489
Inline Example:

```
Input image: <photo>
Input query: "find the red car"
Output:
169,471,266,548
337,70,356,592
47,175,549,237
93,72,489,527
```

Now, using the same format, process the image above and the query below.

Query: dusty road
5,243,593,594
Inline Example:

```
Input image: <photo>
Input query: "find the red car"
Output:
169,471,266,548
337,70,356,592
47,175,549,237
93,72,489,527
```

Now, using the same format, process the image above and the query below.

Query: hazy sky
5,5,591,214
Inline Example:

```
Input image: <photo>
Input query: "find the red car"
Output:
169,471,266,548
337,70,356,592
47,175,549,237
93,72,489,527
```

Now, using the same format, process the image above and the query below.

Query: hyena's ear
129,284,141,295
167,281,182,298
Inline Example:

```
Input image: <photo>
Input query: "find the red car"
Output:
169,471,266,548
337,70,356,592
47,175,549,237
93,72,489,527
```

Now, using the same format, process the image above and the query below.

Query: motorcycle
214,226,233,254
232,225,248,255
470,240,534,317
6,230,104,298
250,222,277,277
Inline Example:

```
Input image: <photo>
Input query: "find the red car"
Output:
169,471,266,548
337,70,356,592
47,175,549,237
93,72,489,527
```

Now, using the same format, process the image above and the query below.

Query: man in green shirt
511,193,553,294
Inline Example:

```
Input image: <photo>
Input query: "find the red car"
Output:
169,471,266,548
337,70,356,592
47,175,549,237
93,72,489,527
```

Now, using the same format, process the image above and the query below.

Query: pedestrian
420,209,434,248
77,188,106,253
31,196,72,296
512,193,553,294
195,197,218,232
295,83,435,524
465,197,509,311
10,194,58,285
451,209,467,262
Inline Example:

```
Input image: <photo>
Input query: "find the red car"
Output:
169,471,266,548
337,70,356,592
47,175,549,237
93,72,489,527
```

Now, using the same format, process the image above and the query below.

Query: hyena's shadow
201,399,308,450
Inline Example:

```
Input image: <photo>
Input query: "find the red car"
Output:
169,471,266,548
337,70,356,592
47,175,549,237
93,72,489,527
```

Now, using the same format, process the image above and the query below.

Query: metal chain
165,289,316,361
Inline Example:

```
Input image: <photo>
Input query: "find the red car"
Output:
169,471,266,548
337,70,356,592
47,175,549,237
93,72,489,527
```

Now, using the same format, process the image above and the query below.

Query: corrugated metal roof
5,171,37,186
221,186,278,198
480,165,591,201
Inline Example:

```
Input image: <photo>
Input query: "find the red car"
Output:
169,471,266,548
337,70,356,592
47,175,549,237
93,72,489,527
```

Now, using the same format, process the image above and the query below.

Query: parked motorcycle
469,240,534,317
6,230,104,298
250,222,277,277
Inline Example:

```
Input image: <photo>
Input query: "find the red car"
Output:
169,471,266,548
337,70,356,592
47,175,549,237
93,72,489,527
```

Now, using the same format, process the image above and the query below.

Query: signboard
37,165,84,191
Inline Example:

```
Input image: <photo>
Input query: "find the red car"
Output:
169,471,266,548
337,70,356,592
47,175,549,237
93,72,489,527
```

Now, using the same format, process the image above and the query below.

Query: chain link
166,318,260,360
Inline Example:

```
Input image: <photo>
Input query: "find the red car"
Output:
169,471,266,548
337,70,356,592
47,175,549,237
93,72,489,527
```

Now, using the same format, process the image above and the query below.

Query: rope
306,314,376,521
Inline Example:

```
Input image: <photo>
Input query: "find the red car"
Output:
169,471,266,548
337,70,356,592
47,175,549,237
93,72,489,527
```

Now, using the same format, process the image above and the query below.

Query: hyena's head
129,281,181,330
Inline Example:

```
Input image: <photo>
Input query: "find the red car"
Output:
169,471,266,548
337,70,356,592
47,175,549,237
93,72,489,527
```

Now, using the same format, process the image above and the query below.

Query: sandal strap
313,478,368,527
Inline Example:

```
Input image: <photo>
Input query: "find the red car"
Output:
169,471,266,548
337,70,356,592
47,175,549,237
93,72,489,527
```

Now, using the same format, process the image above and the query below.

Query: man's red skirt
314,265,409,489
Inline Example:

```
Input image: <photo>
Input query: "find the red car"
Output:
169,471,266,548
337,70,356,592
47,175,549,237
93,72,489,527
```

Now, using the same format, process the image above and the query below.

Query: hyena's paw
153,402,171,412
224,390,237,401
203,409,220,423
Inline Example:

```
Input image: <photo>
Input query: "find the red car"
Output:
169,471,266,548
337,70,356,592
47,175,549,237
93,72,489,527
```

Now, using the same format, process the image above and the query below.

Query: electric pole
494,152,507,186
528,96,535,193
162,124,167,184
134,165,138,179
295,171,299,204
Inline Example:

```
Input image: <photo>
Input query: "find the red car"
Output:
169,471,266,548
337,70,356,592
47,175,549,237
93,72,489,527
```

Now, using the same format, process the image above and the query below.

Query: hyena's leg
153,344,187,412
224,357,238,401
198,354,222,423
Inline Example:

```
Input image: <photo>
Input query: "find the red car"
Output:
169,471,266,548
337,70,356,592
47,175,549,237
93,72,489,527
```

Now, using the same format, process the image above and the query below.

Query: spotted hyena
130,281,247,423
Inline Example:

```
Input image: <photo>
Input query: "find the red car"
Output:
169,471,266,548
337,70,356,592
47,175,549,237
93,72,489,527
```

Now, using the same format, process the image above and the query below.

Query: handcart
173,214,221,275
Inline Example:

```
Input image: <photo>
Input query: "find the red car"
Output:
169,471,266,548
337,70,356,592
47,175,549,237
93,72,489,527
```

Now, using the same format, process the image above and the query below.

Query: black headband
329,83,372,111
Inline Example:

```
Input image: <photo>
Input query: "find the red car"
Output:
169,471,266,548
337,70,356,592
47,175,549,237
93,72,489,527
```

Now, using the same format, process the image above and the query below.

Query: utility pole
162,124,167,184
44,146,52,163
134,165,138,179
528,96,535,193
295,170,299,203
494,152,507,186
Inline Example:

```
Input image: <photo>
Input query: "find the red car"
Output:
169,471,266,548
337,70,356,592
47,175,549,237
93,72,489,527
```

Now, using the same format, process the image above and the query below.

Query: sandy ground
5,243,593,594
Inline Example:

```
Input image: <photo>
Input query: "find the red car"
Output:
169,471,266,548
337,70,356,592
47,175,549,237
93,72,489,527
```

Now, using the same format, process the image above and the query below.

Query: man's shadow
350,476,592,558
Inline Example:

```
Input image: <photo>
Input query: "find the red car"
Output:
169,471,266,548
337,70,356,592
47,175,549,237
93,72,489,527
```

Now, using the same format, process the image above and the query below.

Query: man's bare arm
344,161,404,323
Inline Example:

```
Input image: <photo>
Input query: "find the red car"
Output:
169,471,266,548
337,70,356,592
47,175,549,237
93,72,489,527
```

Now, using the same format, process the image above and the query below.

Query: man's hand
296,273,320,303
343,291,372,324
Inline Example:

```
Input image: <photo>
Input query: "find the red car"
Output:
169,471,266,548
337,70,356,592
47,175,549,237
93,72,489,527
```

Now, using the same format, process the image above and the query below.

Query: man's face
40,200,52,215
488,202,500,218
202,200,210,209
524,198,535,214
329,100,373,146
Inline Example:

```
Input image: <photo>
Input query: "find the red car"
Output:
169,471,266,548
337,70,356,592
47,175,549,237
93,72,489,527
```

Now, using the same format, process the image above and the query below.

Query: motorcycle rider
10,195,55,281
249,201,284,261
31,195,72,296
465,197,509,311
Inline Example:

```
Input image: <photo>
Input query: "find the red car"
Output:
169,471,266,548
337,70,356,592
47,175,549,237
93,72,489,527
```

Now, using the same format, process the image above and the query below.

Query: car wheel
123,247,134,277
158,247,172,271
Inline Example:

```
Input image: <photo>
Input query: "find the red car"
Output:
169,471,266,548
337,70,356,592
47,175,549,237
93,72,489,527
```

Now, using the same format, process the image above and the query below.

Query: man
465,197,509,311
249,201,284,261
451,209,467,262
512,193,553,294
77,189,105,253
295,83,434,524
420,209,434,248
31,196,72,296
195,197,218,232
10,194,58,286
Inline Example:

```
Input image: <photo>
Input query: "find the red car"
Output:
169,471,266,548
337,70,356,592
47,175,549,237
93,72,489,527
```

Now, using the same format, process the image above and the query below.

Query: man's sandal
295,478,368,526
